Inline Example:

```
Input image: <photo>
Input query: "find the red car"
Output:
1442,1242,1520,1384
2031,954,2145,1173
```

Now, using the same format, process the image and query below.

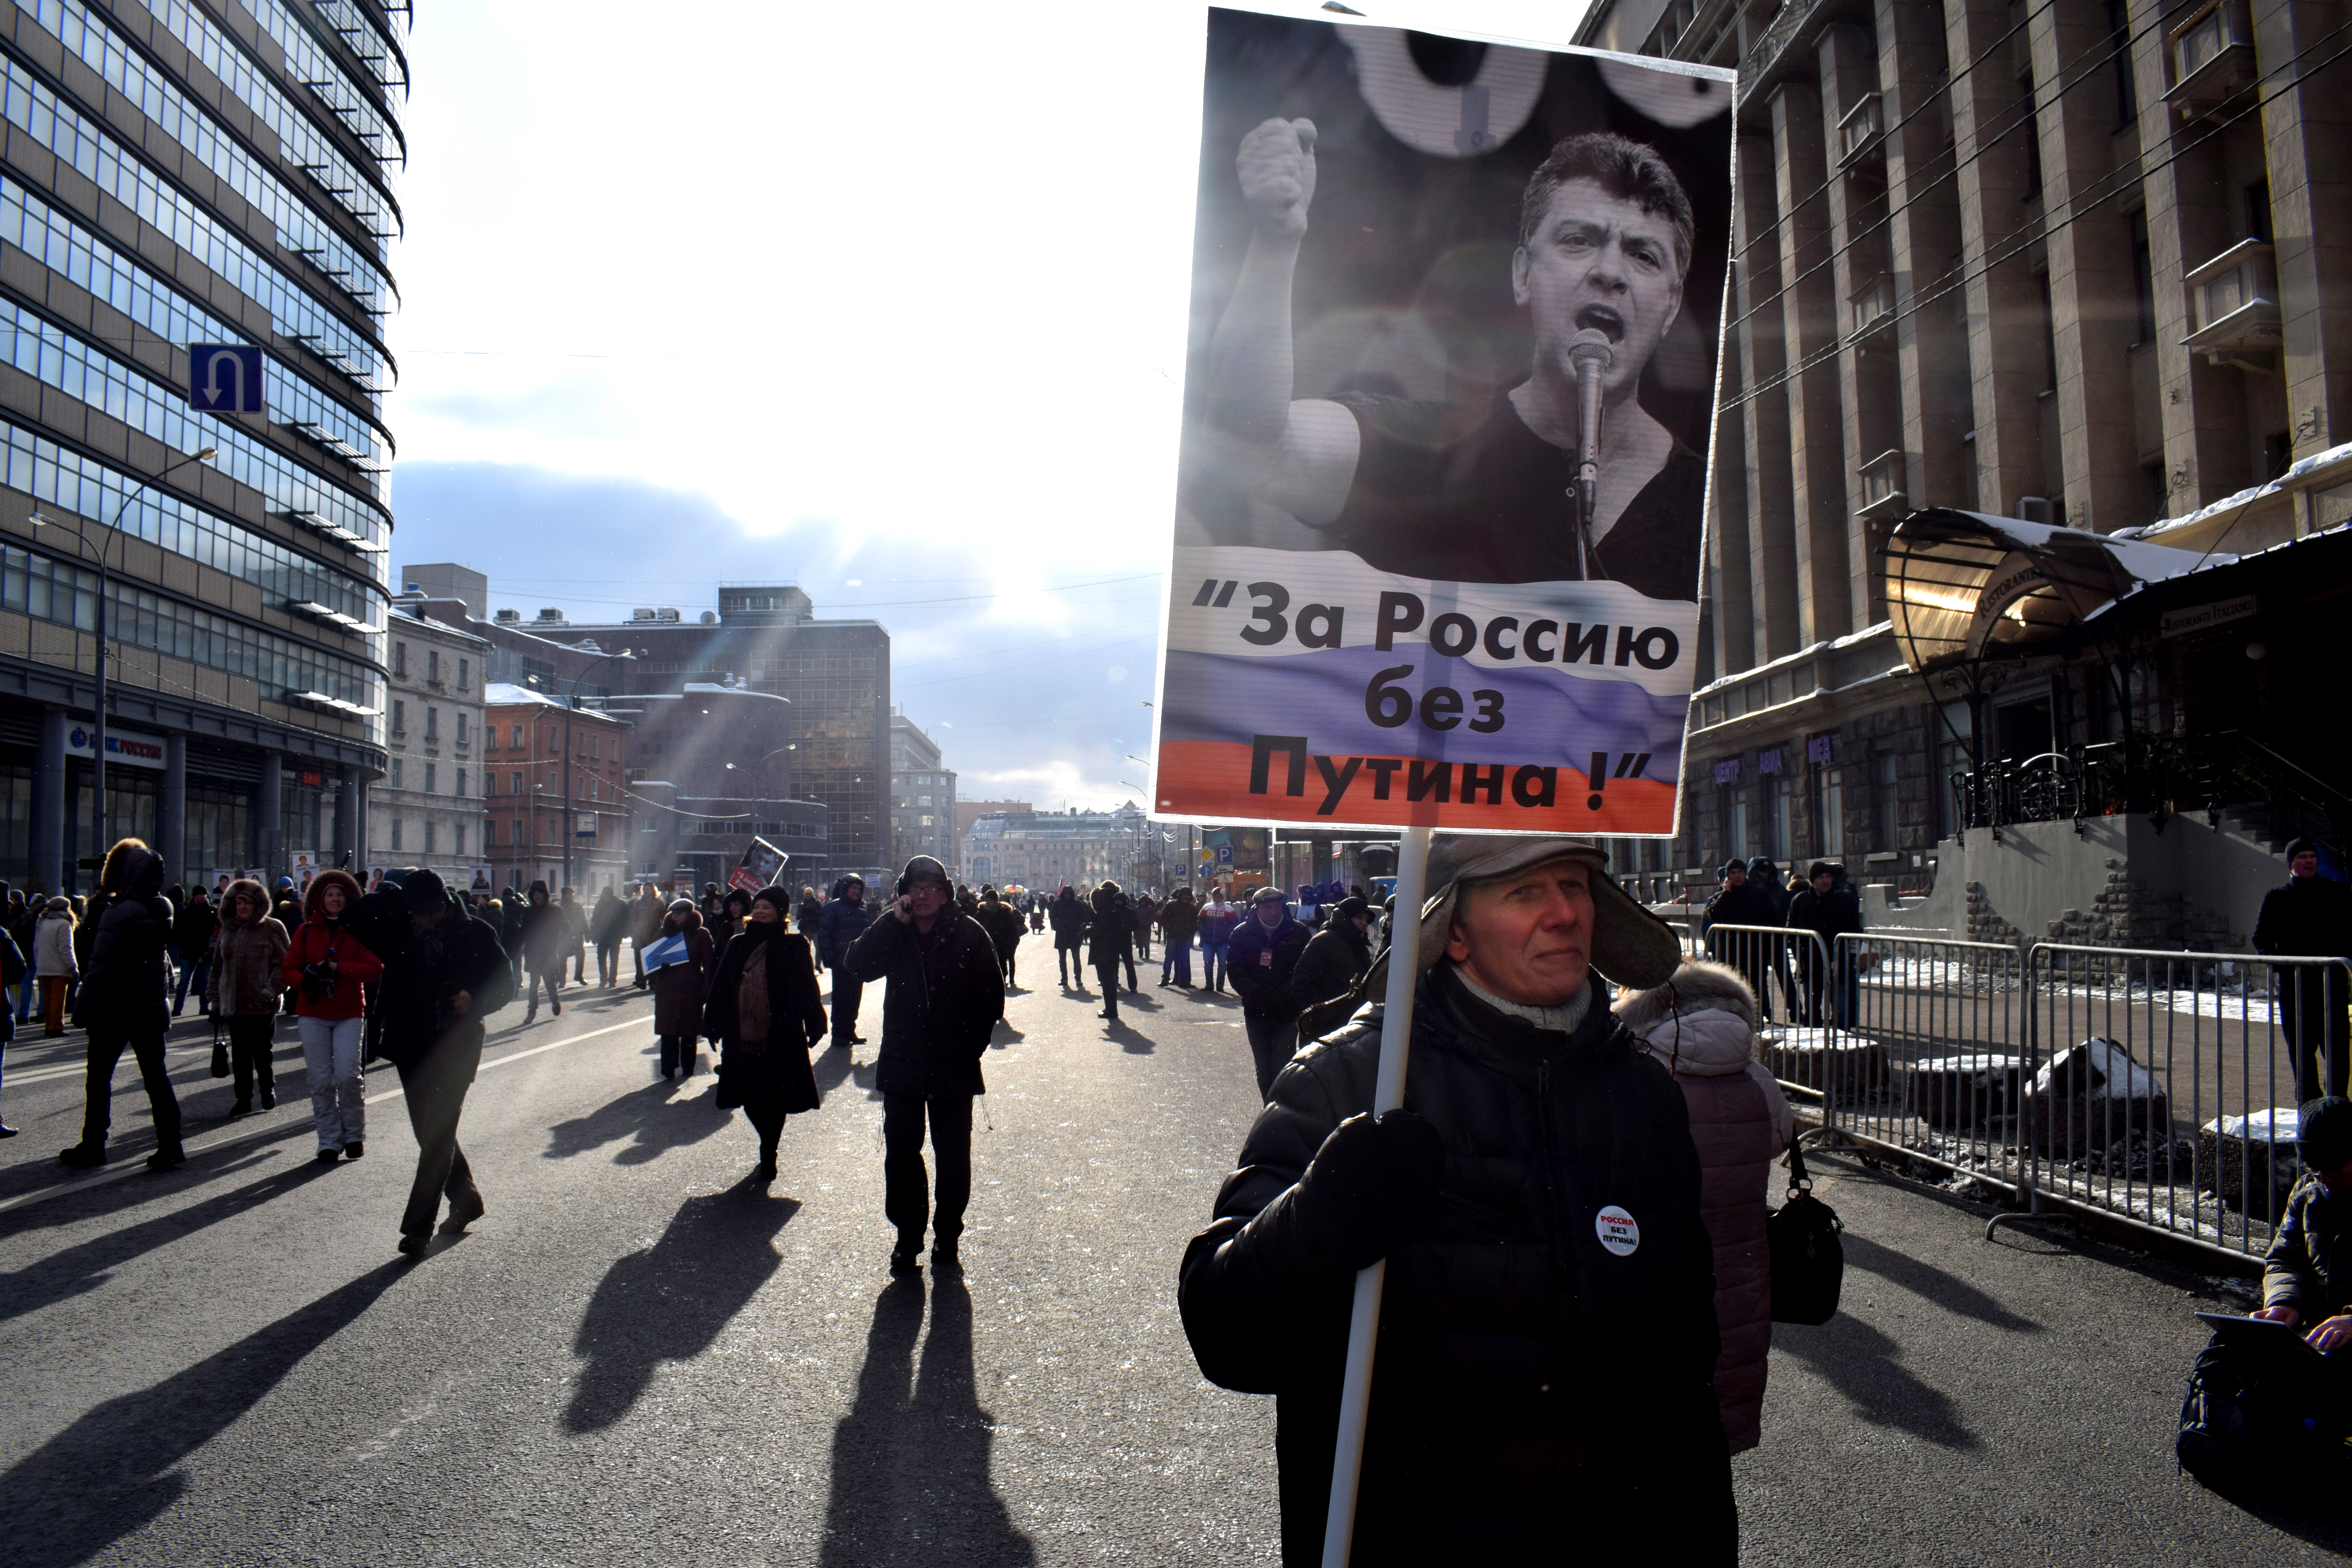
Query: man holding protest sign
1178,836,1732,1563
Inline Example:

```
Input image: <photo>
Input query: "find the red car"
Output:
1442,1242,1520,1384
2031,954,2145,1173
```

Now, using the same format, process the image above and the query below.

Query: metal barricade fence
1828,931,2033,1198
1700,924,1833,1106
2009,945,2352,1261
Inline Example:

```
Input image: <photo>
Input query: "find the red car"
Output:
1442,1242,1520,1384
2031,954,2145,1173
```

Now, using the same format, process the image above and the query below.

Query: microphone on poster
1568,328,1613,579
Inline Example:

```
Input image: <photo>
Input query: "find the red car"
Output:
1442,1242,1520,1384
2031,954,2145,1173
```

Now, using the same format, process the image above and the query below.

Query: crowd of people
13,832,2350,1553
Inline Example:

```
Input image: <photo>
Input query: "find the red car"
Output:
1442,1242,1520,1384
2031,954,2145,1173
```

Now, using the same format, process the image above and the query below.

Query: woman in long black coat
701,885,828,1182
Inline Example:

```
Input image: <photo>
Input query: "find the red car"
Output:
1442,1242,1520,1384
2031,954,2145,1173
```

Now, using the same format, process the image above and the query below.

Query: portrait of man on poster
1196,119,1709,602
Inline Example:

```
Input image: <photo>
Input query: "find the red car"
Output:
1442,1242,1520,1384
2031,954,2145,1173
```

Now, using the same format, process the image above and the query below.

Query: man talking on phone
842,857,1005,1276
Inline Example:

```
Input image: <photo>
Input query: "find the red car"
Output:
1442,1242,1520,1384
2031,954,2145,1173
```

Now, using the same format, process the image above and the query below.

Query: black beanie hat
2300,1097,2352,1170
401,867,447,913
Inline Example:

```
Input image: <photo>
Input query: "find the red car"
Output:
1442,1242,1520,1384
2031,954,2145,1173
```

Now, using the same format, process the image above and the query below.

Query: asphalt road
0,929,2346,1566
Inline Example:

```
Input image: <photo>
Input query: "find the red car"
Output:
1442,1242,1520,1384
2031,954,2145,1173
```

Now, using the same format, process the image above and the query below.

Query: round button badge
1595,1204,1640,1257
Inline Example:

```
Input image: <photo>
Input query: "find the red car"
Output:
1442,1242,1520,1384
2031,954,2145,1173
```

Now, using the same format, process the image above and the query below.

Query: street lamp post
32,445,217,874
530,646,633,893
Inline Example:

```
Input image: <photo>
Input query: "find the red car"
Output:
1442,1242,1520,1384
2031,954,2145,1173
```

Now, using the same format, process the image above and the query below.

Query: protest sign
1152,11,1733,838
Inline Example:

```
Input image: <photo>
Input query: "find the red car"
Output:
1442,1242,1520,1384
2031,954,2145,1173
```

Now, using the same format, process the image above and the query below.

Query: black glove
1284,1109,1446,1274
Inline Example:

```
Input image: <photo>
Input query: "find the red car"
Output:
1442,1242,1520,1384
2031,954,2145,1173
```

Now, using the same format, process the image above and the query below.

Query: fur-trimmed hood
1613,960,1762,1075
218,877,271,929
303,868,362,921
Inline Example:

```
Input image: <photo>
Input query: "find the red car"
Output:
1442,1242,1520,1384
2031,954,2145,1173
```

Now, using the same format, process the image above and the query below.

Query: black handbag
209,1015,229,1079
1767,1137,1844,1325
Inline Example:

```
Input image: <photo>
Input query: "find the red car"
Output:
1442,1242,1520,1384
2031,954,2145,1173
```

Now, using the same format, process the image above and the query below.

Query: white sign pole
1319,822,1432,1568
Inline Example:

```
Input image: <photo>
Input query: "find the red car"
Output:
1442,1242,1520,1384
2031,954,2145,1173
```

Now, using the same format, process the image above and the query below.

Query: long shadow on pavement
0,1114,318,1230
0,1156,341,1321
1839,1232,2043,1334
819,1276,1035,1566
813,1045,858,1097
1104,1019,1155,1054
563,1186,801,1432
1771,1312,1982,1450
0,1261,407,1567
542,1079,731,1166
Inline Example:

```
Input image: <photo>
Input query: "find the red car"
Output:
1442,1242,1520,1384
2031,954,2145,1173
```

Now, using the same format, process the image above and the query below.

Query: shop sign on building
65,726,165,768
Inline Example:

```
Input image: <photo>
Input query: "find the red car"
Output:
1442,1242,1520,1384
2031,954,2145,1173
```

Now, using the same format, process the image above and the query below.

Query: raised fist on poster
1236,117,1318,240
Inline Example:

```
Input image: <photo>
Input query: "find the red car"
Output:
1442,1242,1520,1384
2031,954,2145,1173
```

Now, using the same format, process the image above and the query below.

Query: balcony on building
1855,449,1908,521
2165,0,2256,120
2180,239,2281,372
1837,92,1884,172
1847,272,1896,351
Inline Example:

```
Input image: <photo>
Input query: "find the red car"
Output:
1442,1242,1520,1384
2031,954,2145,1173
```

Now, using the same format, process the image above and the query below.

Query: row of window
483,724,617,759
1711,755,1902,866
385,817,462,857
0,296,390,546
0,540,377,709
677,818,828,837
0,413,376,624
140,0,397,238
485,770,616,802
488,815,613,847
0,174,387,464
385,759,465,797
301,0,408,100
0,53,388,391
242,0,402,162
387,700,466,742
23,1,390,309
390,642,467,688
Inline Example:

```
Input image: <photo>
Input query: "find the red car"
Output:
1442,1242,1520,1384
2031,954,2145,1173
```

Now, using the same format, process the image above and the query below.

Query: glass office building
0,0,400,891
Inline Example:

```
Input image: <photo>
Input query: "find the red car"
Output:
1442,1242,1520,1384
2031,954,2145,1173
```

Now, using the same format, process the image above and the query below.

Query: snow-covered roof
2117,440,2352,542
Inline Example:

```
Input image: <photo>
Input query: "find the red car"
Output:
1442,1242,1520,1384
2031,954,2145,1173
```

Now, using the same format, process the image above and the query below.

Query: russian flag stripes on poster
1154,545,1696,834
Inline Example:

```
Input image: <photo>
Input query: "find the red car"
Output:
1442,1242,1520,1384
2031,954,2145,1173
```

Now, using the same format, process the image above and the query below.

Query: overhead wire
1717,22,2352,414
1730,0,2058,262
1723,0,2205,343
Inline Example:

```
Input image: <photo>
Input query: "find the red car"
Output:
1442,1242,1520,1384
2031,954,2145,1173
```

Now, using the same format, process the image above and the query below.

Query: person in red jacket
282,869,385,1163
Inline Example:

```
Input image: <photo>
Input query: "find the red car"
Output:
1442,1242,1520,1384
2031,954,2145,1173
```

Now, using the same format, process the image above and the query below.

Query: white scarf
1452,964,1593,1035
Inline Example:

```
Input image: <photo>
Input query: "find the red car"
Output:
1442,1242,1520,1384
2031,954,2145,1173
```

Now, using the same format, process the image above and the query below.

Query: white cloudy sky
384,0,1594,810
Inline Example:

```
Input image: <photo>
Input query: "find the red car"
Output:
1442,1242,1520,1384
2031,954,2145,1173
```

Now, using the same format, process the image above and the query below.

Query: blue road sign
187,344,265,414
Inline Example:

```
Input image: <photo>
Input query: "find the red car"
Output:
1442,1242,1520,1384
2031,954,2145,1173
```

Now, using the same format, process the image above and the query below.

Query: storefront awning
1884,508,2216,673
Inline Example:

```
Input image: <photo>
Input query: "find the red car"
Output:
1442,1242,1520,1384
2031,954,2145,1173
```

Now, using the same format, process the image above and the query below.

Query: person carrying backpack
345,869,516,1257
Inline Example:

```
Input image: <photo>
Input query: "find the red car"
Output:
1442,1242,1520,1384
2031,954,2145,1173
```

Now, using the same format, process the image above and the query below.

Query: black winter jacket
1786,883,1863,967
170,897,218,958
1288,922,1370,1014
976,898,1025,960
2263,1172,2352,1321
1700,880,1778,935
818,889,875,968
1178,965,1733,1565
78,846,172,1034
1088,890,1132,967
346,887,515,1069
2255,875,2352,960
1227,912,1313,1021
1048,892,1090,949
842,910,1005,1098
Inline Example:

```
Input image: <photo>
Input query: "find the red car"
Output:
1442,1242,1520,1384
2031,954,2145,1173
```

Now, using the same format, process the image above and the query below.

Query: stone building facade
1577,0,2352,899
369,602,488,888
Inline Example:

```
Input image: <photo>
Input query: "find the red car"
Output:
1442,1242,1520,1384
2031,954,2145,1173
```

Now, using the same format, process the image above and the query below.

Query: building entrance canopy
1885,509,2216,674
